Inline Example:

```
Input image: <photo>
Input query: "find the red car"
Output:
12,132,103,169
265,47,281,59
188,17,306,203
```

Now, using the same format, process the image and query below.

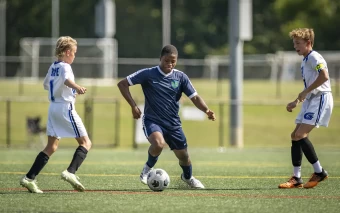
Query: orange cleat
303,169,328,189
278,176,303,188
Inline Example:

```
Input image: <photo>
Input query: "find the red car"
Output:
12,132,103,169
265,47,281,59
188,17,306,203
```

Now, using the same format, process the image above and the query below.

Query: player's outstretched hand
132,105,142,119
286,101,298,112
206,109,216,121
76,86,87,95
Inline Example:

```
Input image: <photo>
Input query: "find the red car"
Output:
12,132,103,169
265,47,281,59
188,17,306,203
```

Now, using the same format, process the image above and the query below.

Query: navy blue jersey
127,66,197,129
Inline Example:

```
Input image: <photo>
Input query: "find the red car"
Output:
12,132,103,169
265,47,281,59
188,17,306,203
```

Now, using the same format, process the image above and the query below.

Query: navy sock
180,165,192,179
146,151,159,168
26,152,49,180
67,146,88,174
291,140,302,166
299,137,318,164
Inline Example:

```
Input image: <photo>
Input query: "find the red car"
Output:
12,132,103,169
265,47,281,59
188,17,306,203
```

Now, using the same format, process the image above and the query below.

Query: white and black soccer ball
147,168,170,191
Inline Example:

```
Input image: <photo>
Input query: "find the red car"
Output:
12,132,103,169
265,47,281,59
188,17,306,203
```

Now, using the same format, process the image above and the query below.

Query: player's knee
44,143,58,156
294,132,307,141
77,136,92,151
52,143,58,152
83,139,92,150
152,139,165,150
290,132,296,140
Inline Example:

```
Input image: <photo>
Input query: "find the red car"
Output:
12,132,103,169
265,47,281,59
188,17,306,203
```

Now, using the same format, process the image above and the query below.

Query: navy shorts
142,117,187,150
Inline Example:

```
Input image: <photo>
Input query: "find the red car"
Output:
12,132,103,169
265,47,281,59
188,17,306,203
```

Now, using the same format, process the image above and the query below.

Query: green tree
6,0,98,56
6,0,51,55
273,0,340,50
5,0,340,59
171,0,229,58
115,0,162,58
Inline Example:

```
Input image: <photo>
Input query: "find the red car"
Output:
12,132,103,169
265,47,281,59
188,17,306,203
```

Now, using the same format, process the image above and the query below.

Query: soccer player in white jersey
117,45,216,189
279,28,333,189
20,36,92,193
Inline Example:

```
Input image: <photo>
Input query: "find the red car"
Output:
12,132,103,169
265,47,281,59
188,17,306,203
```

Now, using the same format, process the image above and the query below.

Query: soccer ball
147,168,170,191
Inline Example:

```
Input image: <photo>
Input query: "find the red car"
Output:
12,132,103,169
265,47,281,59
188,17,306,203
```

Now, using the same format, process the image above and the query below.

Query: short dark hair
160,45,178,57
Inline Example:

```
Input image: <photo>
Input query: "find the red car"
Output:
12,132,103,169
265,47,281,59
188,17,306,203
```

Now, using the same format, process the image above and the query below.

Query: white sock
293,166,301,178
312,161,322,173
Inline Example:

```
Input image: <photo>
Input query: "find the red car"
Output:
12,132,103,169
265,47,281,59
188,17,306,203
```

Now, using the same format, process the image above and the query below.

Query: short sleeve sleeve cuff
188,92,198,99
127,76,134,86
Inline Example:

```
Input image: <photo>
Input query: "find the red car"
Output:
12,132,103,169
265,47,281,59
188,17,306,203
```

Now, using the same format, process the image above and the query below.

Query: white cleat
61,170,85,192
181,174,205,189
20,176,43,193
140,164,153,185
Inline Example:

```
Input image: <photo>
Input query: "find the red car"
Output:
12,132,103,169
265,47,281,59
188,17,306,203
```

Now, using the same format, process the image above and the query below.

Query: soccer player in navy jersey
117,45,216,188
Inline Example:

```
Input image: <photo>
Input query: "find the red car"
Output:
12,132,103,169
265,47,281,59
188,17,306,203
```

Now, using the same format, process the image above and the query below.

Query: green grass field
0,148,339,213
0,79,339,149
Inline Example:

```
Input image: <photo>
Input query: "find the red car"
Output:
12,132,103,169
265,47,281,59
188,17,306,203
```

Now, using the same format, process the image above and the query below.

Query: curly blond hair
55,36,77,57
289,28,314,47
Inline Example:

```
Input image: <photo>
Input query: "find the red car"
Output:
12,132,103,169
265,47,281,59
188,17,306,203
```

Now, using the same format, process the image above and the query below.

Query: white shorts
295,92,333,128
46,102,88,138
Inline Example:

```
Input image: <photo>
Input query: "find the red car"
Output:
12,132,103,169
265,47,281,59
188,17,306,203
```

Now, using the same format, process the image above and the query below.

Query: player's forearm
190,95,209,113
64,79,81,91
117,79,137,108
43,79,49,90
43,73,49,90
304,70,329,94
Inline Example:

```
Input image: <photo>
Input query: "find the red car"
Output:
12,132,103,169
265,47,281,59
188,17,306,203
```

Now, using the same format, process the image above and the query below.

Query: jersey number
49,80,55,101
51,68,59,76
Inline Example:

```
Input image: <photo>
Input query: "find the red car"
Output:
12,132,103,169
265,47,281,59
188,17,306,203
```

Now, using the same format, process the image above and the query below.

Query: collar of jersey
303,50,314,62
157,66,173,76
54,61,63,64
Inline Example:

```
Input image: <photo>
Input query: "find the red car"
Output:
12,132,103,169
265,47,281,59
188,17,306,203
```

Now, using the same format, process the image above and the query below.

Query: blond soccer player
279,28,333,189
20,36,92,193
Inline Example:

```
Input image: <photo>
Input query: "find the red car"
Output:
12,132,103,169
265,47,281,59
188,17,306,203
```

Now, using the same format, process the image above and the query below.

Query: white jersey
43,61,87,138
43,61,76,103
297,50,333,127
301,50,331,98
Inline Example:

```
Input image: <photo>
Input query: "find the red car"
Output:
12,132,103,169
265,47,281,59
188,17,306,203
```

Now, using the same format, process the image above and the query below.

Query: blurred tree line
5,0,340,58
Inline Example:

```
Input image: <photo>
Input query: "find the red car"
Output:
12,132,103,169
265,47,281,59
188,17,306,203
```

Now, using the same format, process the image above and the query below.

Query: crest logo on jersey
304,112,315,120
171,80,179,89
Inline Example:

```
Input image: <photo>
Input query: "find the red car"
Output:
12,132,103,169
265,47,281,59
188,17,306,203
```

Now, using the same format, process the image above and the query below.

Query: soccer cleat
303,169,328,189
181,174,205,189
61,170,85,192
140,164,153,185
20,176,43,193
278,176,303,188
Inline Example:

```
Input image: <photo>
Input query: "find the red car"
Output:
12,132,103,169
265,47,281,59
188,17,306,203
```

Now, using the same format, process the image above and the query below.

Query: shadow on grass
0,188,159,194
0,186,278,195
175,187,277,191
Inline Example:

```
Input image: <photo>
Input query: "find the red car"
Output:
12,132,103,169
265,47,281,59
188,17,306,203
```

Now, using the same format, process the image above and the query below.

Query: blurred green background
1,79,339,149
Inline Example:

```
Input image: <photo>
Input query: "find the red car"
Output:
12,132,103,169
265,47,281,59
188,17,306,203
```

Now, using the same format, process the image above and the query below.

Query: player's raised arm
117,78,141,119
190,95,216,121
